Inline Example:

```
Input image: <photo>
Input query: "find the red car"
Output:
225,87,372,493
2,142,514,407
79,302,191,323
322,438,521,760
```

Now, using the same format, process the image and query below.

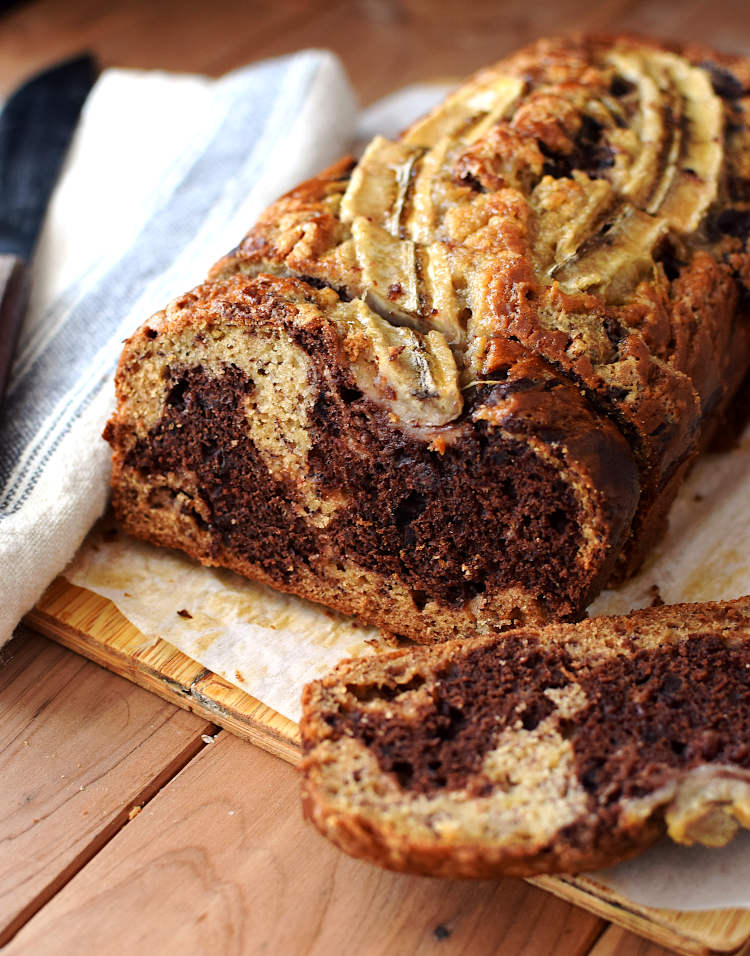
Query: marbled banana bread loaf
105,35,750,642
301,597,750,877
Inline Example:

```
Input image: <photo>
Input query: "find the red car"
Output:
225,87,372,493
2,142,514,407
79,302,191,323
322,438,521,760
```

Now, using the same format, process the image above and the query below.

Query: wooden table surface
1,1,749,954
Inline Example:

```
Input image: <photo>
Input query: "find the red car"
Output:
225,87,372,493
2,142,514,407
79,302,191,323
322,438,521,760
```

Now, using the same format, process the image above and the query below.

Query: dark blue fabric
0,55,96,260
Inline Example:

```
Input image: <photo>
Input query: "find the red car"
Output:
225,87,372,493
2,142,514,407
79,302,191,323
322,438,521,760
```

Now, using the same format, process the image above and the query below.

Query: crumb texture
301,597,750,876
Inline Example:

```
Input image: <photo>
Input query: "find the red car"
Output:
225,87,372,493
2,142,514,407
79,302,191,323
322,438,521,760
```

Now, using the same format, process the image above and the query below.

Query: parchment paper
65,529,384,720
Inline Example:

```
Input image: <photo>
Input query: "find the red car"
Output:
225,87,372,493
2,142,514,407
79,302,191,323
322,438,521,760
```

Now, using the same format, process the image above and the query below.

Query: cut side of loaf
300,597,750,877
105,274,637,642
106,35,750,640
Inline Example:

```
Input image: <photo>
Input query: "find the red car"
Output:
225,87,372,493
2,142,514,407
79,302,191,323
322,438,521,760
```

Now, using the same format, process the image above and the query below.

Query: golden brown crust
210,34,750,570
107,34,750,638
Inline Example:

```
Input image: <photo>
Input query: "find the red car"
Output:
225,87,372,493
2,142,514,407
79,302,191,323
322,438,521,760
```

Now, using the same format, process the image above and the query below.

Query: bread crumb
128,805,142,821
429,436,447,454
648,584,664,607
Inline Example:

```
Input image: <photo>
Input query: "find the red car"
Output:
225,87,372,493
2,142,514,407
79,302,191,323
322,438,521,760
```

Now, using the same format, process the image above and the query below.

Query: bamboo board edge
530,876,750,956
26,577,301,766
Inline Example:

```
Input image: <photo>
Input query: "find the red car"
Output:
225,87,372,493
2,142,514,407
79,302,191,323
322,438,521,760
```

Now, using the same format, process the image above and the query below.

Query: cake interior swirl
105,35,750,642
300,598,750,876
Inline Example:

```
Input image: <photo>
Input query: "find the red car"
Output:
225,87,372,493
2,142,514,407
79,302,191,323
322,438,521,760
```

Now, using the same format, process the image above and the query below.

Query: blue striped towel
0,51,359,645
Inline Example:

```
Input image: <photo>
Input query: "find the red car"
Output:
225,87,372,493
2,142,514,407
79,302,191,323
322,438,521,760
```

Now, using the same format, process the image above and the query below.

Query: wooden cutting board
27,575,750,956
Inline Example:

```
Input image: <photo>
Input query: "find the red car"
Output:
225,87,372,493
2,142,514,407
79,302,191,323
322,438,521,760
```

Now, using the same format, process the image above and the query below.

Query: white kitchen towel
0,50,359,646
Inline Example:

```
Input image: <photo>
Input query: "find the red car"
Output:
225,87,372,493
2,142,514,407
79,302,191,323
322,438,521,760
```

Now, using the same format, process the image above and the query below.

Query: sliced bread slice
301,597,750,876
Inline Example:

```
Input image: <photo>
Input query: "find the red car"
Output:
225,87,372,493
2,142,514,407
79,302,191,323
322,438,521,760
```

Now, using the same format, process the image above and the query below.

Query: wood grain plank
3,733,605,956
0,0,335,95
588,925,687,955
1,0,749,105
0,626,215,946
244,0,750,105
